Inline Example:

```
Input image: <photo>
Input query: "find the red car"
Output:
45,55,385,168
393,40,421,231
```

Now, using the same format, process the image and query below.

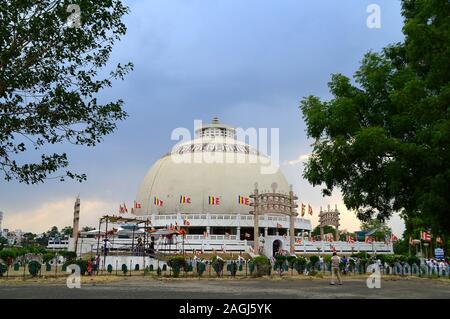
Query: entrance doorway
273,240,282,256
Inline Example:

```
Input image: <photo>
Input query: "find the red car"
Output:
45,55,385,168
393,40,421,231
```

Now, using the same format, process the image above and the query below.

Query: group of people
423,258,449,270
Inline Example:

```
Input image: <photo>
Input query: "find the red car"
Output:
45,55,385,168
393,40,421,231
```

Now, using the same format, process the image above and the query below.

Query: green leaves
300,0,450,235
0,0,133,183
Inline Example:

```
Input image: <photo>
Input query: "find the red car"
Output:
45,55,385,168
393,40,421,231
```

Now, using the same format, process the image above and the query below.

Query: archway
273,240,282,256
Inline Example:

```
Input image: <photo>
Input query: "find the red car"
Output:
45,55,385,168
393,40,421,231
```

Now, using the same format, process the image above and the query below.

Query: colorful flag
179,195,191,204
238,195,250,205
123,202,128,213
365,235,373,243
183,219,190,226
301,203,306,217
347,235,355,243
209,196,220,205
154,197,164,207
134,201,142,209
421,231,431,241
308,204,313,215
390,234,398,242
296,238,302,244
119,205,125,214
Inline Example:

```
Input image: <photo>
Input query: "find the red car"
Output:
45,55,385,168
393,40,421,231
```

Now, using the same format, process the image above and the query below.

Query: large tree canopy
0,0,133,184
300,0,450,235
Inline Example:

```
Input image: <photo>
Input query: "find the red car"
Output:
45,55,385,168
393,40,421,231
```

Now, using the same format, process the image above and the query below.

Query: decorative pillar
289,185,296,255
72,197,80,253
237,227,241,240
252,183,260,254
264,227,268,237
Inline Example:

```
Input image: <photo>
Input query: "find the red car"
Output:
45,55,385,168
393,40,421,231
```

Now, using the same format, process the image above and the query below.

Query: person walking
87,258,93,276
330,252,342,285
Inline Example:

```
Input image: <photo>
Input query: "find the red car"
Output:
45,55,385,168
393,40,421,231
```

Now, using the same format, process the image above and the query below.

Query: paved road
1,277,449,299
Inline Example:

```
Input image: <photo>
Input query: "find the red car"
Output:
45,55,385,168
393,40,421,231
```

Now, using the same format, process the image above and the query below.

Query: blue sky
0,0,406,235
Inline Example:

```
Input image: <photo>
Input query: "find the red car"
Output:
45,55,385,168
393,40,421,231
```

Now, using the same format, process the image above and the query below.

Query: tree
360,219,391,235
81,226,95,232
0,0,133,184
311,225,335,237
0,236,8,249
299,0,450,236
61,226,72,236
21,232,37,246
47,226,59,238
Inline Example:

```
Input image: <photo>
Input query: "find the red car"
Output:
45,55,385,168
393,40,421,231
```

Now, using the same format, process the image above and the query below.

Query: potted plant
211,256,225,277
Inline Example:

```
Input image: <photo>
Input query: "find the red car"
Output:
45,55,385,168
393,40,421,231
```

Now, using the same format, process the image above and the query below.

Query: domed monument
136,117,289,215
135,118,312,248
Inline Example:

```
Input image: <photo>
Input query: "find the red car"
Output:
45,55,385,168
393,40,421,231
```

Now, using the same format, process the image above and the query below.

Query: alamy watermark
169,120,280,175
366,264,381,289
66,3,82,28
367,4,381,29
66,264,81,289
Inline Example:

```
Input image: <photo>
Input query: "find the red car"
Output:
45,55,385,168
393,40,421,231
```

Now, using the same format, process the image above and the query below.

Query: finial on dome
212,117,220,124
271,182,278,193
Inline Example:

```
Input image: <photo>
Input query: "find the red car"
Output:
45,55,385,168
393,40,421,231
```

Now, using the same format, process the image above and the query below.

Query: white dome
135,119,290,215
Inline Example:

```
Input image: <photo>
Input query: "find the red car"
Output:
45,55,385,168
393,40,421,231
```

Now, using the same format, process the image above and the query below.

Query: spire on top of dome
212,117,220,124
195,117,236,138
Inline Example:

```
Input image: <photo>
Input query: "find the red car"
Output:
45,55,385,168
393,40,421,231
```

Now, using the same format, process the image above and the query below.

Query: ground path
1,276,449,299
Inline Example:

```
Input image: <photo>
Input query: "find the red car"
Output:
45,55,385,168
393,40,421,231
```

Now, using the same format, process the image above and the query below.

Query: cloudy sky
1,0,406,236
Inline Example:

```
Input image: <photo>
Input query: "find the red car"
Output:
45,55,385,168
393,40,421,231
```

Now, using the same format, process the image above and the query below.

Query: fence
1,260,449,279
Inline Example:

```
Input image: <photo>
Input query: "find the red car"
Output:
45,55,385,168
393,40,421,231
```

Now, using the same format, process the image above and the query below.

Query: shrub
354,252,370,259
309,255,319,269
0,263,7,277
167,256,187,277
43,253,56,264
0,249,18,264
274,255,287,275
211,256,225,277
406,256,418,266
107,264,113,273
197,262,206,276
13,263,20,271
60,251,77,260
251,256,271,277
248,262,255,275
28,261,41,277
228,262,238,277
294,257,307,274
121,264,128,275
287,256,297,269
